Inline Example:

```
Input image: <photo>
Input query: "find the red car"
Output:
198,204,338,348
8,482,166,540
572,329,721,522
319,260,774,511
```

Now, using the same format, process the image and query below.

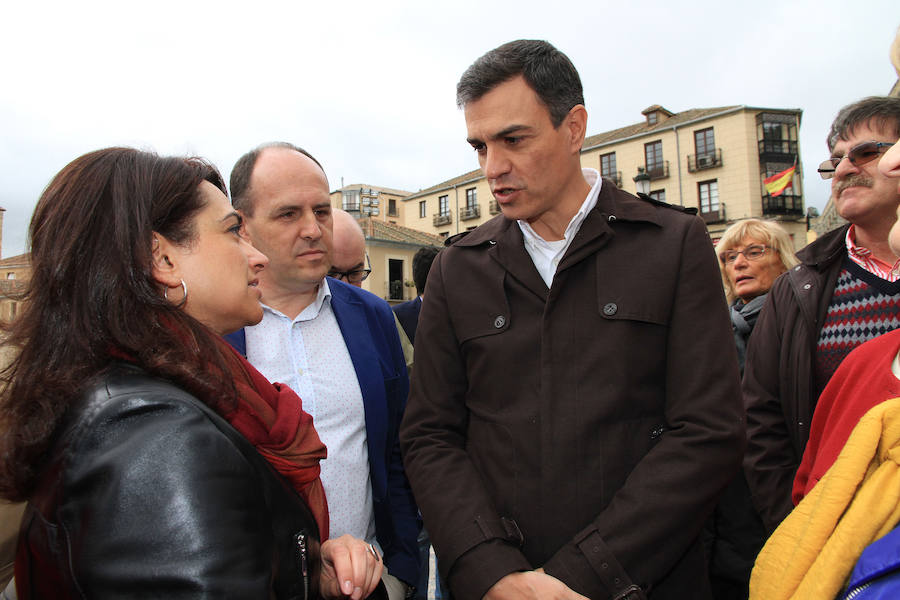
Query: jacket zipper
294,531,309,599
843,581,870,599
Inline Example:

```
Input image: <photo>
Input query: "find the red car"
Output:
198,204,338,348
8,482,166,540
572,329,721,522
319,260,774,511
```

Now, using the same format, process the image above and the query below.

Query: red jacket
793,328,900,503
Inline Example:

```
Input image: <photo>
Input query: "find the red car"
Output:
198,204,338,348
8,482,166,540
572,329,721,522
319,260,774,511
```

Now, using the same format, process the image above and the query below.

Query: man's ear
565,104,588,154
150,233,182,288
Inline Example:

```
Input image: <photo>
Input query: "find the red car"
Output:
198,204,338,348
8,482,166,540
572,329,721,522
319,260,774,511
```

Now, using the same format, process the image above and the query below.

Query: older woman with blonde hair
705,218,797,600
717,219,799,372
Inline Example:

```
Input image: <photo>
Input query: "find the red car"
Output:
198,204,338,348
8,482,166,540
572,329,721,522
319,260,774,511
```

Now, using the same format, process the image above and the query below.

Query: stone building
400,104,809,250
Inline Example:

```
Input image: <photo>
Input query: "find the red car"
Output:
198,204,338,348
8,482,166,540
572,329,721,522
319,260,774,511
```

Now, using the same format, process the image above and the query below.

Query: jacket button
603,303,617,316
494,315,506,328
803,283,811,290
608,215,617,222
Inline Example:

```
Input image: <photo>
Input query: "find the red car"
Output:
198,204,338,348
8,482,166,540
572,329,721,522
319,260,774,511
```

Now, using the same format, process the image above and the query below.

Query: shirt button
297,368,304,376
603,303,618,316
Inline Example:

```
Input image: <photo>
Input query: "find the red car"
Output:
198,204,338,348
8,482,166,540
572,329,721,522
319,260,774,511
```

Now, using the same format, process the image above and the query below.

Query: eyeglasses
817,141,893,179
328,267,372,284
719,244,771,265
328,254,372,284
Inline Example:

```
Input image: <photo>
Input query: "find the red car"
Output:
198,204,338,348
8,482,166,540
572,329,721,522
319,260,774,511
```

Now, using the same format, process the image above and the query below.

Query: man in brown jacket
399,40,744,600
743,97,900,534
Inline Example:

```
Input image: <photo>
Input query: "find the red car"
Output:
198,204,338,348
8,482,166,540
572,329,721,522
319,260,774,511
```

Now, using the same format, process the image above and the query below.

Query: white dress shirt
245,280,377,547
518,168,603,288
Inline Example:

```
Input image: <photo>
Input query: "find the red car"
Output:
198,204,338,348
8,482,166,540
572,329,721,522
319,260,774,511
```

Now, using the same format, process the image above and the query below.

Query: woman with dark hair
0,147,384,599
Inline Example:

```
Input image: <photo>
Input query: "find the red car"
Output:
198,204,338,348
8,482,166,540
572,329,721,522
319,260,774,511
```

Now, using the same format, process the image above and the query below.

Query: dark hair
230,142,326,216
412,246,440,295
827,96,900,150
456,39,584,128
0,147,240,501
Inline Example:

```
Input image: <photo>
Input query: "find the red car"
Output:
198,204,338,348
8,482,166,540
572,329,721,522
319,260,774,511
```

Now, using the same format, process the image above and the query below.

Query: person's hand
483,571,590,600
319,534,384,600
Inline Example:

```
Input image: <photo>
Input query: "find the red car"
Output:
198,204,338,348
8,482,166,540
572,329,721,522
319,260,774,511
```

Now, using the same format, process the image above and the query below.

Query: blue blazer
225,277,420,585
392,296,422,345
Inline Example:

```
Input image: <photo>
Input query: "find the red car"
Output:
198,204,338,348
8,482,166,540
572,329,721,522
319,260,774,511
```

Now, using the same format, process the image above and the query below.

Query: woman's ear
150,233,182,288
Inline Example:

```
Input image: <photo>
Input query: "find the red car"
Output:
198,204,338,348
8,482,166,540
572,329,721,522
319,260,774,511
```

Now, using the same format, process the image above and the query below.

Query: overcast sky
1,0,897,258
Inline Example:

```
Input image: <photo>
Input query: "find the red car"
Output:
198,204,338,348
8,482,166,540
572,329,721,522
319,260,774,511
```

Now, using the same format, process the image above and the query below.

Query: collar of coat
449,183,667,250
796,223,850,272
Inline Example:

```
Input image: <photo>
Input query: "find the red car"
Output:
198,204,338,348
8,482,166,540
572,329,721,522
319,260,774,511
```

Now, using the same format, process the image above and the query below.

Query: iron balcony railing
646,161,670,180
433,213,452,227
460,205,481,221
762,193,803,216
687,149,723,172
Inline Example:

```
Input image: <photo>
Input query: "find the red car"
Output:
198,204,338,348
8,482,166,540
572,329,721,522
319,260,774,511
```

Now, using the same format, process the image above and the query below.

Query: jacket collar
451,185,663,297
453,184,663,249
796,224,849,271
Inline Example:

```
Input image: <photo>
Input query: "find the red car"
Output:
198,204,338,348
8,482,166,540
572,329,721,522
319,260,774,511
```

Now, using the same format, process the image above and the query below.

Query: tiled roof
582,105,743,149
404,168,484,200
0,253,30,268
359,218,443,247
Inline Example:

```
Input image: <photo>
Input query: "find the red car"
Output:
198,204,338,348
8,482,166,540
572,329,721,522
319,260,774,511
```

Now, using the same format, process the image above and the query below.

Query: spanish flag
764,165,797,197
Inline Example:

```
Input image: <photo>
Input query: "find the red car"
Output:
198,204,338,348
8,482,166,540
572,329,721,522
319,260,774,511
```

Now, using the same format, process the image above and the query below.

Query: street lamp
633,166,651,196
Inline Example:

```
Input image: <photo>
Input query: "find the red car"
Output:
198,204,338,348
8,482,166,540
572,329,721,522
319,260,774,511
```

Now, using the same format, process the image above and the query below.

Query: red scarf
221,343,330,539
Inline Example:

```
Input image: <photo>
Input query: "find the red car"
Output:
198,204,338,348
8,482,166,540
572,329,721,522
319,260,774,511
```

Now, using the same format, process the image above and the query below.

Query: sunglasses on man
817,141,893,179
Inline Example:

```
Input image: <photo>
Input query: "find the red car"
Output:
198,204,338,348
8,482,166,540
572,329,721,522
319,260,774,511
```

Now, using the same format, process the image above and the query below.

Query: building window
419,200,426,218
600,152,618,185
439,231,449,238
465,188,477,209
389,258,404,301
699,180,719,214
757,112,799,159
342,189,360,212
694,128,715,157
460,187,481,221
388,198,397,217
5,273,14,280
649,190,666,203
645,140,666,179
647,112,658,125
438,195,449,216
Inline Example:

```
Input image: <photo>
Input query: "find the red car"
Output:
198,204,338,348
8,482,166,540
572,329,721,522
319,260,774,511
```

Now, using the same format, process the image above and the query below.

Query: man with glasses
225,142,421,600
330,208,373,286
743,96,900,535
330,208,414,372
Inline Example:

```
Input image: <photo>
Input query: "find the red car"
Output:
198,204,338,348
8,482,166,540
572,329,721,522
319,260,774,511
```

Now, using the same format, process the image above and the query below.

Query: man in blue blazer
225,142,420,599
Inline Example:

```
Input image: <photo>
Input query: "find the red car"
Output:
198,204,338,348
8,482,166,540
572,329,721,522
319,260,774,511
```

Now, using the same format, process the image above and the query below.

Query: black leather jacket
16,363,323,599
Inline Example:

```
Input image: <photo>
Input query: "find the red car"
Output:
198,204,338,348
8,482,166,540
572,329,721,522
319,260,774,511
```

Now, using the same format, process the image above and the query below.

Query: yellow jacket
750,397,900,599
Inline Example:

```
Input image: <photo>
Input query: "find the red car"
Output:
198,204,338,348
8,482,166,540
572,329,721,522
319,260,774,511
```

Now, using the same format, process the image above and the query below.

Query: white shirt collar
517,168,603,288
262,278,333,323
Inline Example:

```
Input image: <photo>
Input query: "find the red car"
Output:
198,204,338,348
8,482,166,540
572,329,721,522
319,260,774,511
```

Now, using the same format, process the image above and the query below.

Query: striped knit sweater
815,256,900,396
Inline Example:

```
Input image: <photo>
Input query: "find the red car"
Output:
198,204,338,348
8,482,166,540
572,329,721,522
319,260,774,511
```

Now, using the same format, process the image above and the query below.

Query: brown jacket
741,225,848,533
400,183,744,599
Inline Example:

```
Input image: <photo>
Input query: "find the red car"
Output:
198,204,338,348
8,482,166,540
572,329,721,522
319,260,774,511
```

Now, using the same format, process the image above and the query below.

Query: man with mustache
225,143,421,600
743,96,900,535
400,40,744,600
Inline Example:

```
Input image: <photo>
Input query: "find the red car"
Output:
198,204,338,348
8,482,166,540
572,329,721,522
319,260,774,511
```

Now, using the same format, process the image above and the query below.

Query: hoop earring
164,279,188,308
